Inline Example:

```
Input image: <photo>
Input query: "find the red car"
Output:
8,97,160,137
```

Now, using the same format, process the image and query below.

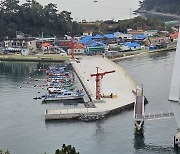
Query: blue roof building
80,35,93,45
114,31,123,38
124,42,140,48
93,34,102,39
132,34,147,40
104,34,115,39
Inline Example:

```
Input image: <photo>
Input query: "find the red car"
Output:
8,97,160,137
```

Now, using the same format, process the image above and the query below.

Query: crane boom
91,67,115,99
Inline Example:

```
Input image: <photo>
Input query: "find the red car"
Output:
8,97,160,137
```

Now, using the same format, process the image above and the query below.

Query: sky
19,0,140,21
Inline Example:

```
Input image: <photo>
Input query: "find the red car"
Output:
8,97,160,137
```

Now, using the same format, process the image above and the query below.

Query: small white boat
47,86,63,94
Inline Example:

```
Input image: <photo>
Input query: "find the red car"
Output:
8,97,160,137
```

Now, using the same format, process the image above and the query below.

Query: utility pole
130,8,132,19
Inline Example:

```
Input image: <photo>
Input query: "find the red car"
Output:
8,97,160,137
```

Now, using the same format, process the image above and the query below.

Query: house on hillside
83,30,93,36
67,43,86,55
114,32,132,41
80,35,93,46
132,34,147,41
4,36,37,54
170,32,179,41
85,40,106,55
103,33,116,44
127,29,145,35
92,34,102,42
121,42,141,51
144,30,158,37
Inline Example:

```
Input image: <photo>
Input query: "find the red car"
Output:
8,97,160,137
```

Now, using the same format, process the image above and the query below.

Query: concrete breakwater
0,54,69,62
45,56,137,121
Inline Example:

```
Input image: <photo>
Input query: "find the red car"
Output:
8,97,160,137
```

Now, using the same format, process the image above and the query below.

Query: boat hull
42,95,84,103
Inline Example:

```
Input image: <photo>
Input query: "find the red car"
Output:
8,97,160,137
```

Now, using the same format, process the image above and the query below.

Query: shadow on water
42,99,85,105
45,119,81,128
148,50,172,60
0,61,65,80
134,127,145,150
134,127,176,153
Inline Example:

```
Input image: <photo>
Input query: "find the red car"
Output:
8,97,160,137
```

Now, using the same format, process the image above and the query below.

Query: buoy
20,86,22,88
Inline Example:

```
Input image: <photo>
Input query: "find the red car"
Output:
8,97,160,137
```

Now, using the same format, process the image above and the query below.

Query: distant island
138,0,180,16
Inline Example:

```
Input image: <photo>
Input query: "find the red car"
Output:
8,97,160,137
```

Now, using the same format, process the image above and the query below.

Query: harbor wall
71,62,94,102
45,113,80,120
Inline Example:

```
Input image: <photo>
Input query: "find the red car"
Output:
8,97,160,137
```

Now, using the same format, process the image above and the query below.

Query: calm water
0,51,179,154
20,0,139,21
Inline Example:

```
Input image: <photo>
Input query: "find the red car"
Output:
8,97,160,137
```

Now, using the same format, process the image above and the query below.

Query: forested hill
0,0,82,39
140,0,180,15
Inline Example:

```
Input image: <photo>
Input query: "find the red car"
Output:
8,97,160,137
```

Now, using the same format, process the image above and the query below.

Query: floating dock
45,56,137,120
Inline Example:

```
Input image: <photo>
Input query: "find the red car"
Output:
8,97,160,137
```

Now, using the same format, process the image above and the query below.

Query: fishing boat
46,65,66,72
42,90,84,102
47,86,63,94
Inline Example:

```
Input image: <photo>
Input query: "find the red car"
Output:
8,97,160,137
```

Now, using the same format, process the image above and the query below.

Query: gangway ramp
134,87,145,131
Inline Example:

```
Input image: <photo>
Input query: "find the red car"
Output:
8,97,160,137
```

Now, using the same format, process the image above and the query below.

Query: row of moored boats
40,65,84,103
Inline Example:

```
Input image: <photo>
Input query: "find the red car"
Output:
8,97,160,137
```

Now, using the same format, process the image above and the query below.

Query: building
67,43,86,55
4,33,37,54
144,30,158,37
170,32,179,41
121,42,141,51
127,29,145,35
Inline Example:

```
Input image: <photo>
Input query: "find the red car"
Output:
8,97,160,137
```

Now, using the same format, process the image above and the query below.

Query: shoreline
0,45,176,63
136,9,180,20
0,54,70,62
110,46,176,62
146,10,180,19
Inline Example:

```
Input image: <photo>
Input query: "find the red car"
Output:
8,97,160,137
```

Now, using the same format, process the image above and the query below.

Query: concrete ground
46,56,137,118
72,56,136,111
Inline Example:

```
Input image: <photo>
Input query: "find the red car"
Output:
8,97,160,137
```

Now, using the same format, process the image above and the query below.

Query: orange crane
91,67,115,100
69,41,75,59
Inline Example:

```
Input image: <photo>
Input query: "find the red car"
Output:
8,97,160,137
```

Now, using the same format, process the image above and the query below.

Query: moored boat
42,90,84,102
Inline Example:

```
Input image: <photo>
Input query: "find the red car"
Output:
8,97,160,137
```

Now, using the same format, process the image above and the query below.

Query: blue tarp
104,34,115,39
93,34,102,39
149,46,156,50
80,35,106,47
124,42,140,47
80,35,93,45
114,31,123,37
132,34,147,40
90,40,105,47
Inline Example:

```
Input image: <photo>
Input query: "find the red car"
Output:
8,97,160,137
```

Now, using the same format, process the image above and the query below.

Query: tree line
140,0,180,15
81,16,165,34
0,0,166,40
0,0,82,40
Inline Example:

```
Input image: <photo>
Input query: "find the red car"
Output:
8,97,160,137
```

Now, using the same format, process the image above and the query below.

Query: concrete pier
45,56,137,120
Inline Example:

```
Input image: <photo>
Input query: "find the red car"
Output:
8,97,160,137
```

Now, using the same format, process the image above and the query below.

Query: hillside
139,0,180,15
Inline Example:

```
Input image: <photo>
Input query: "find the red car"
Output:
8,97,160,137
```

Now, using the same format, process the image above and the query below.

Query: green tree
55,144,79,154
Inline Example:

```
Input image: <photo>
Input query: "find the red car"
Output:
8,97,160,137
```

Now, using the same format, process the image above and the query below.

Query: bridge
168,28,180,148
134,87,145,131
133,28,180,148
133,86,174,131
